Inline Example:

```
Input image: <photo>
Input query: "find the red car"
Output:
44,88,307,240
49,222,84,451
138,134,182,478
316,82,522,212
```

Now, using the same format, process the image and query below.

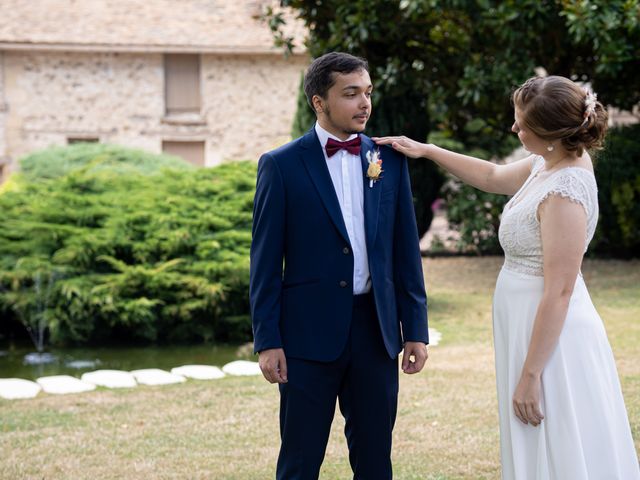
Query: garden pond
0,342,253,381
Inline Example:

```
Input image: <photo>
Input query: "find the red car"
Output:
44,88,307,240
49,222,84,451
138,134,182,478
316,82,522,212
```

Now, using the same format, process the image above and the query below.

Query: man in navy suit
250,52,429,479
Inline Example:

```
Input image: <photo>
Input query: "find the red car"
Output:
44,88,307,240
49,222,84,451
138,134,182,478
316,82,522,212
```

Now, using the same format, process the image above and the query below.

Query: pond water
0,342,253,381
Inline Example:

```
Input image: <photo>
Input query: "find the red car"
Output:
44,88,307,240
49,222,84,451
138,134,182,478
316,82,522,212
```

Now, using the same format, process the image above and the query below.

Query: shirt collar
314,122,358,149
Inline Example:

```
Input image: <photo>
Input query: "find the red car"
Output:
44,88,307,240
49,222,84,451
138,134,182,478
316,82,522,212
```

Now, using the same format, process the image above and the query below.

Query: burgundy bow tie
325,136,362,157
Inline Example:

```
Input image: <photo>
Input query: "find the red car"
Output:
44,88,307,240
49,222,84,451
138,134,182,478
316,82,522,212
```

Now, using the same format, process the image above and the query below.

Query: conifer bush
19,142,192,180
0,144,255,345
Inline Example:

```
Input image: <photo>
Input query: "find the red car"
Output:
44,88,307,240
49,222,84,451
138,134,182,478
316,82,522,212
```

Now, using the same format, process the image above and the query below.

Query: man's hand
258,348,288,384
401,342,428,374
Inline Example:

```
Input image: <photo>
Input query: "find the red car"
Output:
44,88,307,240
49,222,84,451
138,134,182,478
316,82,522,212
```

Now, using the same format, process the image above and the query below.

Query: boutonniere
366,149,383,188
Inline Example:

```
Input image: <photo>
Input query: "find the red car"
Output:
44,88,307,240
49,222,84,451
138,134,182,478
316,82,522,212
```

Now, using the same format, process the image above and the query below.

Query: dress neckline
533,154,595,177
541,165,594,176
506,160,594,210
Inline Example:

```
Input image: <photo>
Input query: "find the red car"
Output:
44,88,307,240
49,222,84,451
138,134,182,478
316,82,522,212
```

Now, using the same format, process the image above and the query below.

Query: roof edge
0,41,308,56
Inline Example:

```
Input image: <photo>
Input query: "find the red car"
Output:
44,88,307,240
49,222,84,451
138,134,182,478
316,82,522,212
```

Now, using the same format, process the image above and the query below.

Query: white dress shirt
315,122,371,294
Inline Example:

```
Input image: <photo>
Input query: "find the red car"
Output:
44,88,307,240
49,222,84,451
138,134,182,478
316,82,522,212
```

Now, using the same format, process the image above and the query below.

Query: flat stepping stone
429,328,443,346
130,369,186,386
222,360,261,376
0,378,42,399
81,370,137,388
171,365,225,380
36,375,96,395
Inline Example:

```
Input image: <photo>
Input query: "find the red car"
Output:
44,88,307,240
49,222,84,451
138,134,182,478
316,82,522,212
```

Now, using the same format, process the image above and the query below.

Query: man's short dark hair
303,52,369,110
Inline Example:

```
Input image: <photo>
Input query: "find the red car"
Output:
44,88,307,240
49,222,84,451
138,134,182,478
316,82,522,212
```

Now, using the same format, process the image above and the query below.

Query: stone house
0,0,308,182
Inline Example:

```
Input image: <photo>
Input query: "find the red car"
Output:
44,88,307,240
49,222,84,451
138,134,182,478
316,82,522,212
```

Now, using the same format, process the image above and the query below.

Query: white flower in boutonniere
366,149,383,188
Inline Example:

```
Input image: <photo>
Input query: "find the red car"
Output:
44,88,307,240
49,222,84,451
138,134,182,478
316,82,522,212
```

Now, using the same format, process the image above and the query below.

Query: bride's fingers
372,136,422,158
533,405,544,423
390,142,415,157
372,136,398,144
524,404,539,426
513,400,527,424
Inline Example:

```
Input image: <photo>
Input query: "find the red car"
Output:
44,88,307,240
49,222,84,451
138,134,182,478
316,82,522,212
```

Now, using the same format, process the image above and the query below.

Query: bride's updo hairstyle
512,75,608,156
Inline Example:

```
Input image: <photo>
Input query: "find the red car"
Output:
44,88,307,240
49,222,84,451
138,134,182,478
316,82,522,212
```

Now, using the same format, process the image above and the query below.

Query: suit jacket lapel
360,135,381,250
300,129,351,245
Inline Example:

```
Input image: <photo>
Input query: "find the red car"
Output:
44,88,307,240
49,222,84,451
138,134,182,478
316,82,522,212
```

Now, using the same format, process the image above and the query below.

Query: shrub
592,123,640,258
431,133,508,255
291,73,315,139
19,142,191,181
0,144,255,345
443,182,507,255
438,123,640,258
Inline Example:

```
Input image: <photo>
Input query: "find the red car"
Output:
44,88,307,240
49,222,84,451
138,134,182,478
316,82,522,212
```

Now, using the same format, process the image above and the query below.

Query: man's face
314,69,372,140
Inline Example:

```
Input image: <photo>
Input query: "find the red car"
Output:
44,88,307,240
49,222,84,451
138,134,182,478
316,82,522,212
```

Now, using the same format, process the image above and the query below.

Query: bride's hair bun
513,76,608,156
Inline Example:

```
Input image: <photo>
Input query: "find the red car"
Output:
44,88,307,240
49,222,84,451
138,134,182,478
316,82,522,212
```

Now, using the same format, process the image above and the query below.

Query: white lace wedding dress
493,156,640,479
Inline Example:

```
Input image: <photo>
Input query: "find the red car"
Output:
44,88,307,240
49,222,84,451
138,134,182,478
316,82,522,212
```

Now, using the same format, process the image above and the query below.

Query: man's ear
312,95,324,114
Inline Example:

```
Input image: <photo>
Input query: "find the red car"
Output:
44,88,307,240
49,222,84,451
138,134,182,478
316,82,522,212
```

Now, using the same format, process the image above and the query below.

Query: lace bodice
498,156,599,276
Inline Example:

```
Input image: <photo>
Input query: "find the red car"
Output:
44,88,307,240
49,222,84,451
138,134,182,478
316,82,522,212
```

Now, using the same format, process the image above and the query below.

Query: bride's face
512,107,547,155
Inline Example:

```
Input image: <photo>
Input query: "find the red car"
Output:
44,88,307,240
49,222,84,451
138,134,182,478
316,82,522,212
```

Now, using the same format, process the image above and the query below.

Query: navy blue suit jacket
250,128,428,362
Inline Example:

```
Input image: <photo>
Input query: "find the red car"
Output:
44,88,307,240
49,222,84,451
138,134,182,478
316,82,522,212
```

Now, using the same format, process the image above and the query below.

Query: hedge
0,144,255,345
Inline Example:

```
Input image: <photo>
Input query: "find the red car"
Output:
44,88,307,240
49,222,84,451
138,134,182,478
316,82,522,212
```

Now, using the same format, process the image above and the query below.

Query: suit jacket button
343,247,350,254
339,280,348,288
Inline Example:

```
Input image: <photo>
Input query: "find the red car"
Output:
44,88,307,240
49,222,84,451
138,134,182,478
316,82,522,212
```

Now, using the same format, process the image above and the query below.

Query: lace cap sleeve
536,169,596,220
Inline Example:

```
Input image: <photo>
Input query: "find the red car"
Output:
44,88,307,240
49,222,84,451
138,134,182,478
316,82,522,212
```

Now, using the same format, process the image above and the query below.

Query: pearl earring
547,144,554,152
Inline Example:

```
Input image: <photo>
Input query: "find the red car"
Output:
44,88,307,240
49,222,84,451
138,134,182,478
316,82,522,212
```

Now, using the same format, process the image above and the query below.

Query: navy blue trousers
276,293,399,480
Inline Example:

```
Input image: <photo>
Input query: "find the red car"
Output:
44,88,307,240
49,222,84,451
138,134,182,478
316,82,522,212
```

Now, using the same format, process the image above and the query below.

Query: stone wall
201,54,307,163
1,50,307,172
3,51,163,162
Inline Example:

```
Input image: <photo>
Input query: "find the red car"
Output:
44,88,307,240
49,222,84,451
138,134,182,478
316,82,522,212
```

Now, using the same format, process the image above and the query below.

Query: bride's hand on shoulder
372,135,431,159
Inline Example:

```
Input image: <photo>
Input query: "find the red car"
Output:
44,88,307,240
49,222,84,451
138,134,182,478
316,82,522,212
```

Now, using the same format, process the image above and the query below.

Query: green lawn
1,257,638,479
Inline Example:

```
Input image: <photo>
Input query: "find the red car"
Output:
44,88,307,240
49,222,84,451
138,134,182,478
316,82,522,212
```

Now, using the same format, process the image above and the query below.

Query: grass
1,257,638,479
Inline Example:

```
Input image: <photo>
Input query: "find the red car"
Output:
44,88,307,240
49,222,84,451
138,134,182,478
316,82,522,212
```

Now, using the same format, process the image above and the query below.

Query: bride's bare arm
373,135,532,195
511,195,587,425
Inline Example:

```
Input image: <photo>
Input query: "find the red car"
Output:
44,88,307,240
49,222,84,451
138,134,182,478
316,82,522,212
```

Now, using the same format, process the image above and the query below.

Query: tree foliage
591,123,640,257
428,124,640,257
0,145,255,345
266,0,640,236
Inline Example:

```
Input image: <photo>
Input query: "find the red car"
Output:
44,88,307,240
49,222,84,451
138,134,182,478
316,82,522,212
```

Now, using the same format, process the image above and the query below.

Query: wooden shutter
164,54,201,115
162,140,205,167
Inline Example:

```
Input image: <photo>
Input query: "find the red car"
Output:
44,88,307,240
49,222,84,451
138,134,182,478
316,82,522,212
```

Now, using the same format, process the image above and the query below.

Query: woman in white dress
374,75,640,479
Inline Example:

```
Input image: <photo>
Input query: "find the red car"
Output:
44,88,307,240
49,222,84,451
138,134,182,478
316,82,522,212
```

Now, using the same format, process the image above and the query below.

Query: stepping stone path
81,370,137,388
0,337,448,399
0,330,446,401
0,378,42,399
0,331,447,400
171,365,225,380
36,375,96,395
131,368,187,386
